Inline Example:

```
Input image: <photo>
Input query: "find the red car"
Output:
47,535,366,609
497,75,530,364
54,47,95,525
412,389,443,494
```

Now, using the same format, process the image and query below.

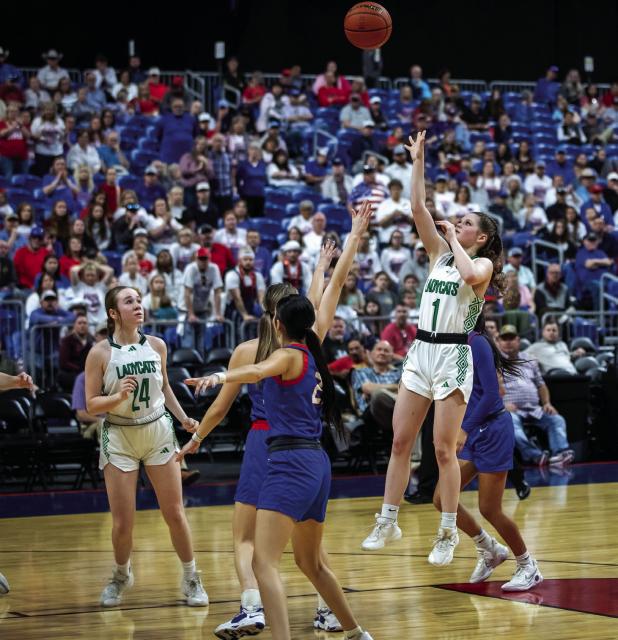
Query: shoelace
368,514,395,540
432,531,455,552
186,572,204,594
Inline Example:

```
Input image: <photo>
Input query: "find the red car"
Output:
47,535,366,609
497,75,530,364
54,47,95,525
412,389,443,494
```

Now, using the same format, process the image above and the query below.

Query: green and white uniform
401,252,484,402
99,333,178,471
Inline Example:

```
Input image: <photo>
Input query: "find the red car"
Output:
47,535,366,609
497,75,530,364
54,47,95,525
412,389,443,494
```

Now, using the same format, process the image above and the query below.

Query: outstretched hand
175,438,200,463
350,199,373,235
317,239,337,271
185,376,221,395
404,130,426,161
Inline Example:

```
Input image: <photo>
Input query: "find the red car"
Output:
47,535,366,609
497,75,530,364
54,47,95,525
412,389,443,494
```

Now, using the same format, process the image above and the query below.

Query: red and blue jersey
247,382,268,426
262,343,323,440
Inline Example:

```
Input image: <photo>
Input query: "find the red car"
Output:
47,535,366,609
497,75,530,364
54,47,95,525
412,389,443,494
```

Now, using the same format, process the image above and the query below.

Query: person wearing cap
385,145,413,199
13,225,50,289
36,49,69,92
546,147,575,186
321,157,353,205
224,246,265,323
340,93,371,131
135,166,167,212
497,324,573,466
366,95,386,131
575,232,614,308
0,71,24,105
145,67,168,103
270,240,312,293
523,160,552,204
347,162,388,213
301,147,328,189
0,238,16,294
503,246,536,292
533,65,560,107
375,179,412,245
180,246,224,353
580,183,614,229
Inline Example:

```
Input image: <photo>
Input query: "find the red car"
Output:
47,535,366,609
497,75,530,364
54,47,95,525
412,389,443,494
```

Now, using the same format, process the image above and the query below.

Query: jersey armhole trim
275,349,309,387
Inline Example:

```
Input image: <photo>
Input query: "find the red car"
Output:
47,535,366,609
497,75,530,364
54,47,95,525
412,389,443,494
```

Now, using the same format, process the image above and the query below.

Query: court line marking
433,585,618,620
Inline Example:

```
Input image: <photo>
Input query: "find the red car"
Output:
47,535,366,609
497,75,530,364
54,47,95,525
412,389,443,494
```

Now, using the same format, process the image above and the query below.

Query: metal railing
21,66,83,84
142,317,236,353
28,320,74,390
600,273,618,344
0,298,26,363
490,81,536,95
531,239,564,278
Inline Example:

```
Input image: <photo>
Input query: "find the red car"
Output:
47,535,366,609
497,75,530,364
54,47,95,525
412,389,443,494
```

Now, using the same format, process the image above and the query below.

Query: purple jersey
247,382,267,423
262,343,323,440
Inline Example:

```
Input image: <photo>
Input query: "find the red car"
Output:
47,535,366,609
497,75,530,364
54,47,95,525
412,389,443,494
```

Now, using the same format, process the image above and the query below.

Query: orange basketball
344,2,392,50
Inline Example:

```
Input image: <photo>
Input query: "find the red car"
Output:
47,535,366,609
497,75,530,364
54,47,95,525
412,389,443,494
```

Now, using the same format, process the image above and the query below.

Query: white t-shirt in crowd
380,246,412,284
374,196,412,244
224,268,266,306
179,262,223,314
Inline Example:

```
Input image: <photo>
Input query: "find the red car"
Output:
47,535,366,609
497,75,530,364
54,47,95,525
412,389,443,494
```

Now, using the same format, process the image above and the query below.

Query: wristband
192,432,204,443
215,372,227,385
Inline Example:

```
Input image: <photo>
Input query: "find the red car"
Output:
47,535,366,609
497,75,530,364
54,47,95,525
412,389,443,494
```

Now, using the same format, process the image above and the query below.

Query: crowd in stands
1,48,617,466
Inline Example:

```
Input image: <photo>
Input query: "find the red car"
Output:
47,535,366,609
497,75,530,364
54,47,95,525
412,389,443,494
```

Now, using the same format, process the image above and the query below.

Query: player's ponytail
475,213,506,296
276,294,342,435
255,283,297,364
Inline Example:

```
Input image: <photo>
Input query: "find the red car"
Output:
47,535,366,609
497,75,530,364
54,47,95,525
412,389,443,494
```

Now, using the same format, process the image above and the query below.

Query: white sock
241,588,262,608
440,512,457,531
317,593,328,610
380,503,399,521
182,559,196,580
344,627,363,640
515,551,532,567
115,561,130,576
472,528,493,550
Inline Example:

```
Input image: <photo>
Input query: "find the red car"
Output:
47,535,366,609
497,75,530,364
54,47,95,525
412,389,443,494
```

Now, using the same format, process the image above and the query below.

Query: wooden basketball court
1,481,617,639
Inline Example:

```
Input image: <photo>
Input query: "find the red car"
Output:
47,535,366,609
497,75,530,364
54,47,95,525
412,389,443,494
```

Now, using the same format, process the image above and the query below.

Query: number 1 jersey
103,333,165,426
419,252,484,334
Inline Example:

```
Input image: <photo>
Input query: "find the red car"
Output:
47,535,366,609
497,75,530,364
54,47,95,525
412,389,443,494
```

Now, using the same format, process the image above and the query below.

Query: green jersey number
431,299,440,332
131,378,151,412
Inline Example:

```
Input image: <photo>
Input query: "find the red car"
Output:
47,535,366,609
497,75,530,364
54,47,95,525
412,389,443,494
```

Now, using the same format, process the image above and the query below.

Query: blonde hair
255,283,298,363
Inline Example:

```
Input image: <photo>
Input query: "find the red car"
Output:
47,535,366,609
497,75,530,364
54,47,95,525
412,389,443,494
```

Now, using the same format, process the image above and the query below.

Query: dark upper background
3,0,617,82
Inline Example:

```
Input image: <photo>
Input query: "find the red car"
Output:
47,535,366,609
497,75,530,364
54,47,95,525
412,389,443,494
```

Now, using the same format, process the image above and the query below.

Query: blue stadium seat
118,174,141,191
264,187,293,207
285,203,299,217
138,138,160,152
11,174,42,190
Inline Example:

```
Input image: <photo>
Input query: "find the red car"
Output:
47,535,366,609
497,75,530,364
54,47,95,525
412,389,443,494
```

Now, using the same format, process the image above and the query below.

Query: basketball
344,2,392,49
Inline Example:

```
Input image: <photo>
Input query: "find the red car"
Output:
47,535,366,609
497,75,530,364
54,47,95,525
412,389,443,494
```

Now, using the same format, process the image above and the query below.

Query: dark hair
84,201,110,242
105,286,141,336
255,283,297,364
473,314,523,377
473,212,506,295
276,294,342,433
543,315,560,328
37,272,58,297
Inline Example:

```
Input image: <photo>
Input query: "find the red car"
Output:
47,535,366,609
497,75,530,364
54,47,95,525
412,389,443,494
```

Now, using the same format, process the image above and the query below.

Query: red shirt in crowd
0,120,29,160
59,255,81,278
14,245,50,289
209,242,235,278
380,322,417,356
148,81,169,103
317,86,349,108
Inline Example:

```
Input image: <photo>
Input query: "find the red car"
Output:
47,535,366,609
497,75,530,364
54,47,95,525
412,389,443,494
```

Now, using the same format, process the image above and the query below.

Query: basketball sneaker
361,514,402,551
182,571,209,606
469,539,509,583
0,572,9,594
313,607,343,632
428,527,459,566
100,567,134,607
501,560,543,591
214,605,266,638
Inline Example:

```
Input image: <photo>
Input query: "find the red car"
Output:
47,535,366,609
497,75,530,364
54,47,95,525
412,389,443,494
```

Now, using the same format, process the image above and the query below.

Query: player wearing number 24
85,286,208,608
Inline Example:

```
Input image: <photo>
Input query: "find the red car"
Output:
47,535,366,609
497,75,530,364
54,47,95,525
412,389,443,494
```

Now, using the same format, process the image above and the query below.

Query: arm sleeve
462,336,502,430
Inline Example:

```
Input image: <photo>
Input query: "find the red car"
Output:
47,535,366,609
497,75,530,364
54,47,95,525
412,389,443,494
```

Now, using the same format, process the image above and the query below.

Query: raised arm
314,200,373,342
405,130,449,260
306,239,337,310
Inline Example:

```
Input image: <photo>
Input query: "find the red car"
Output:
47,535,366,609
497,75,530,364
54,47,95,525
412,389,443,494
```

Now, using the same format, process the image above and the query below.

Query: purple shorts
234,425,269,506
257,447,331,523
458,410,515,473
